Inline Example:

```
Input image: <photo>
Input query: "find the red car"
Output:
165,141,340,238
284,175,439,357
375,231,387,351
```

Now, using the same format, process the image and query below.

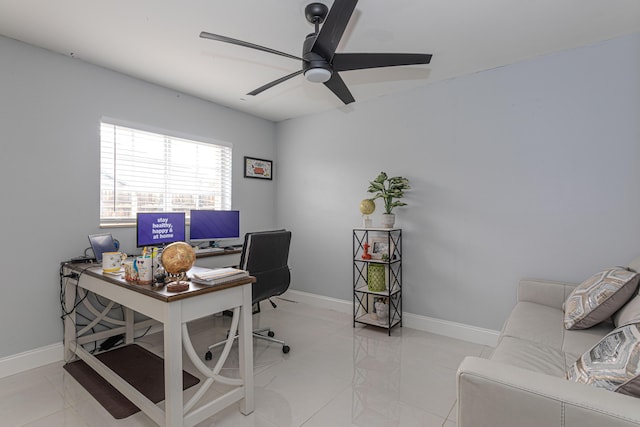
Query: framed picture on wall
244,157,273,180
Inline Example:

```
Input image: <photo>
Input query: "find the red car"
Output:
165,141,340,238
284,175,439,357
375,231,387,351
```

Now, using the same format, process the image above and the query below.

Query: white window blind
100,121,232,225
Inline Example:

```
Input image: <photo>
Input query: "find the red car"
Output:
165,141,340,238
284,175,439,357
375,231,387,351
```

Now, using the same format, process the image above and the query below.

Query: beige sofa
457,257,640,427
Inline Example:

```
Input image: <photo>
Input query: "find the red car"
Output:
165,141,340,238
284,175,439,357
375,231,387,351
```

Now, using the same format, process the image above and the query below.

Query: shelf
353,258,401,265
353,227,401,232
354,285,400,296
355,313,401,329
352,228,402,335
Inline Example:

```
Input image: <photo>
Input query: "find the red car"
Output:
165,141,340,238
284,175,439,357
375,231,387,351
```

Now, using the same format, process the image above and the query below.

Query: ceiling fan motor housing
302,33,332,82
305,3,329,25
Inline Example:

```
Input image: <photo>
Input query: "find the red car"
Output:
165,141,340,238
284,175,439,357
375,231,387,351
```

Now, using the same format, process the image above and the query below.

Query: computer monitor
189,210,240,243
136,212,186,248
88,233,118,262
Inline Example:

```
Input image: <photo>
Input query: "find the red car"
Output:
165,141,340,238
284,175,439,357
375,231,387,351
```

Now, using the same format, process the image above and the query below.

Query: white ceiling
1,1,639,122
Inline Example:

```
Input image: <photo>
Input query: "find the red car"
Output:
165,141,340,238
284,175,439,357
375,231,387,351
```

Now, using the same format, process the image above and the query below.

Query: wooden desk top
65,263,255,303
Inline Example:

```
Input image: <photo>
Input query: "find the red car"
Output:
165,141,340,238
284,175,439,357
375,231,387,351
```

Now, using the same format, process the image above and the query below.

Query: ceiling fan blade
200,31,303,62
323,73,355,105
247,69,304,96
332,53,432,72
311,0,358,61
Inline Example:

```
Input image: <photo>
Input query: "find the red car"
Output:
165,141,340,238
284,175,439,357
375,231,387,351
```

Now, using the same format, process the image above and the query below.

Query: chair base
205,327,290,361
252,328,290,353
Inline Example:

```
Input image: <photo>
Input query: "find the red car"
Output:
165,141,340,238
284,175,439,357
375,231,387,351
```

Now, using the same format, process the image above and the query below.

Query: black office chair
205,230,292,360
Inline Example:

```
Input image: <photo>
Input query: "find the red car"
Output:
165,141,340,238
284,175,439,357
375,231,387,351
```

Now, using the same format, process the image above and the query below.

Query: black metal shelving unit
352,228,402,335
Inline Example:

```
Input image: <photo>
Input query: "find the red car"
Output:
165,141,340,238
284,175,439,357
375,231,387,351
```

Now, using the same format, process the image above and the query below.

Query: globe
360,199,376,215
161,241,196,275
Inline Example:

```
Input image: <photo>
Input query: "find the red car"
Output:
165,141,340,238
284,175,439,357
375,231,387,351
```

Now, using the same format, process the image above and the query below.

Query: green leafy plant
367,172,410,214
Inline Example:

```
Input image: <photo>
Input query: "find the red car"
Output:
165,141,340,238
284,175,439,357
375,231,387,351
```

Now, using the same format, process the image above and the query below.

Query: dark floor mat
63,344,199,419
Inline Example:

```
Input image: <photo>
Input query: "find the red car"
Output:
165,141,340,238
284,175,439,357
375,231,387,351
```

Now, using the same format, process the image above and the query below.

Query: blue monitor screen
189,210,240,242
136,212,186,248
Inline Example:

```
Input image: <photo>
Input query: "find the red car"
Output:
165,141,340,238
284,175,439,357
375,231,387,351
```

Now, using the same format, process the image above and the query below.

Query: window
100,121,232,226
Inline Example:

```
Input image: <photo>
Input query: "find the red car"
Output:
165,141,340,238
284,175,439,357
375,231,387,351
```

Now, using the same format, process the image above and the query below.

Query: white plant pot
380,213,395,228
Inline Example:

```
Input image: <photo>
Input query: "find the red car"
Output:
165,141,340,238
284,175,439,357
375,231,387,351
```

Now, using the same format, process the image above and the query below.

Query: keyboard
195,247,224,254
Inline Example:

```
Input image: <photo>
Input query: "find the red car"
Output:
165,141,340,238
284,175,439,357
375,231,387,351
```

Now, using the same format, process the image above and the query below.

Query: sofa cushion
501,301,565,348
491,336,567,376
496,300,610,372
567,323,640,397
627,255,640,273
562,322,612,360
564,268,639,330
614,294,640,328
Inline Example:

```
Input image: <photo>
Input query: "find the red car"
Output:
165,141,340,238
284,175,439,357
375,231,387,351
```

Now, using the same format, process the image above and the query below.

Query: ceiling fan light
304,67,332,83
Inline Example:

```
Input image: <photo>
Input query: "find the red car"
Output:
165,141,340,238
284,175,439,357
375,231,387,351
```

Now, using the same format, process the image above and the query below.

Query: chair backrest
239,230,291,305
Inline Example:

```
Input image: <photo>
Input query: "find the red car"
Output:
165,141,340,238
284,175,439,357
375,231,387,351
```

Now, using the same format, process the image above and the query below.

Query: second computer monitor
190,210,240,243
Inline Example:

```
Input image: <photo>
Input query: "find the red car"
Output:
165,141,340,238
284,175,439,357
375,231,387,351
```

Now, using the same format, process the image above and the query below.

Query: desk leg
124,308,135,344
164,303,184,427
63,277,77,362
238,285,254,415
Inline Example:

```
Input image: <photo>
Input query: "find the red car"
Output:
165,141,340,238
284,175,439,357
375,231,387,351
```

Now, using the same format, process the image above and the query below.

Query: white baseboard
281,289,353,313
0,342,64,379
282,289,500,347
0,324,165,379
402,312,500,347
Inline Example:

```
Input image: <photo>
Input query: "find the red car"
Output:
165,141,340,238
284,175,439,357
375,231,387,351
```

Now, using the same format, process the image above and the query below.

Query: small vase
367,264,386,292
375,300,389,321
380,213,395,228
361,242,372,260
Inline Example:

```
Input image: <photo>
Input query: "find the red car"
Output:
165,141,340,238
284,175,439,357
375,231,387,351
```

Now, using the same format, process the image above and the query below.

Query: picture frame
244,156,272,180
369,236,394,260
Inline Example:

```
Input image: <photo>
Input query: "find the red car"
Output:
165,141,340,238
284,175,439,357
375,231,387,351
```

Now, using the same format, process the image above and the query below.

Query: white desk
62,263,255,427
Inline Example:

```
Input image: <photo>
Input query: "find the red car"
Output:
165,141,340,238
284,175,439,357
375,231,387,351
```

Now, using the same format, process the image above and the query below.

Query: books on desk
191,267,249,285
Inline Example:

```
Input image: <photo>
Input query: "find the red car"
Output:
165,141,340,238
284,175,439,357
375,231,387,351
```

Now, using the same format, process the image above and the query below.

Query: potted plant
367,172,410,228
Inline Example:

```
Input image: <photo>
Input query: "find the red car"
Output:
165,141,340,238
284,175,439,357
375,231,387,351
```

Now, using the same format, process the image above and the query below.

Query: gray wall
276,32,640,331
0,36,277,358
2,30,639,359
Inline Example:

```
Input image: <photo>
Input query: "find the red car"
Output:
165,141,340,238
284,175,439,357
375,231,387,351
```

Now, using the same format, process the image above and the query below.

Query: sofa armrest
457,357,640,427
517,278,578,309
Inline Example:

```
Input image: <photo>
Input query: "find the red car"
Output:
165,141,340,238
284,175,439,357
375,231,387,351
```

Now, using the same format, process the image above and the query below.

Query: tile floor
0,299,492,426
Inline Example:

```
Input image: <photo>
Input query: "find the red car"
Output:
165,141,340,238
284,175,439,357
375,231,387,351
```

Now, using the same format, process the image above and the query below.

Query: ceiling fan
200,0,432,104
